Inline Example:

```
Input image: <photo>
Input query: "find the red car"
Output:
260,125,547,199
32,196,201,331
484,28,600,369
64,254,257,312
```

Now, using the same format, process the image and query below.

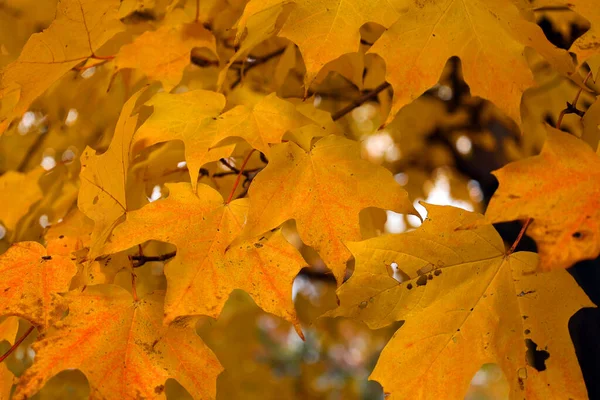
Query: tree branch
230,48,287,89
331,81,391,121
131,251,177,268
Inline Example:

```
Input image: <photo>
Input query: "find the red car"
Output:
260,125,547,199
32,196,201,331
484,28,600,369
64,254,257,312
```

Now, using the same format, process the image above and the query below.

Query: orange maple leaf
103,183,306,333
13,285,222,400
242,134,415,284
486,127,600,270
0,242,76,330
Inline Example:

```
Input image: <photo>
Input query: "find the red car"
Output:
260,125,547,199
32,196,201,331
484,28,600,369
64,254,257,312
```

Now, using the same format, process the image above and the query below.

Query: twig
230,48,286,89
131,251,177,268
507,218,532,256
556,70,593,129
0,326,35,363
331,82,391,121
219,158,240,173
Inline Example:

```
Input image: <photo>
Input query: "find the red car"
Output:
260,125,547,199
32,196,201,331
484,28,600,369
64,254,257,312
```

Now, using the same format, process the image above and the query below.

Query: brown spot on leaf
416,275,427,286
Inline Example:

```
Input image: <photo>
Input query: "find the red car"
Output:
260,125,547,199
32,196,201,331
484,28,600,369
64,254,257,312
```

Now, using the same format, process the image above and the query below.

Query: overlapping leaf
0,242,76,330
237,0,575,124
0,317,19,400
134,90,315,191
0,167,43,233
327,204,591,398
13,285,222,400
0,0,123,134
237,0,403,87
369,0,575,124
533,0,599,66
115,23,217,91
103,183,306,331
78,89,143,258
486,127,600,271
242,134,414,283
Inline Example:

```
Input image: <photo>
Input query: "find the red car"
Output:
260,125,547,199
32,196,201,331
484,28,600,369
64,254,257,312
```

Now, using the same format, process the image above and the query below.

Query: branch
230,48,286,89
131,251,177,268
331,81,391,121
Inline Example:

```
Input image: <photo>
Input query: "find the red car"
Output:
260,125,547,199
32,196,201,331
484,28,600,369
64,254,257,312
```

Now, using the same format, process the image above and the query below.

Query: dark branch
230,47,287,89
331,81,391,121
131,251,177,268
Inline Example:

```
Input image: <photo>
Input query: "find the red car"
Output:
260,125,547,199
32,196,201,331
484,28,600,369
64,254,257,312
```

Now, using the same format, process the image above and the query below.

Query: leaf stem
556,70,593,129
331,82,391,121
0,325,35,363
195,0,200,22
507,218,532,256
226,149,255,204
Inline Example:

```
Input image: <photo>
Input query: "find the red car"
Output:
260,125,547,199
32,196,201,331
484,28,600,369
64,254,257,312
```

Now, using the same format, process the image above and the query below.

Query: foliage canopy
1,0,599,399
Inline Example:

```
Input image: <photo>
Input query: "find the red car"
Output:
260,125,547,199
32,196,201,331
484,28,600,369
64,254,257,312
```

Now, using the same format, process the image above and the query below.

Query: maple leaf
132,89,233,191
218,2,285,89
369,0,575,124
78,88,144,258
0,242,76,330
582,98,600,151
0,167,43,233
134,90,315,191
208,93,314,154
242,134,414,283
533,0,599,66
327,204,591,398
0,0,123,134
0,317,19,400
13,285,222,400
114,23,217,91
521,51,596,155
0,317,19,345
103,182,306,331
237,0,402,87
485,127,600,271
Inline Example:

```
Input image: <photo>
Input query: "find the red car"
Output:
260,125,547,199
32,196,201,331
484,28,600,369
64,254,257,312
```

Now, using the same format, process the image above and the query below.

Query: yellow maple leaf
0,316,19,400
78,88,144,258
0,0,123,134
135,90,316,191
242,134,415,284
13,285,222,400
327,204,591,398
533,0,599,66
0,167,43,233
115,23,217,91
485,126,600,271
133,89,233,191
237,0,402,88
103,182,306,332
